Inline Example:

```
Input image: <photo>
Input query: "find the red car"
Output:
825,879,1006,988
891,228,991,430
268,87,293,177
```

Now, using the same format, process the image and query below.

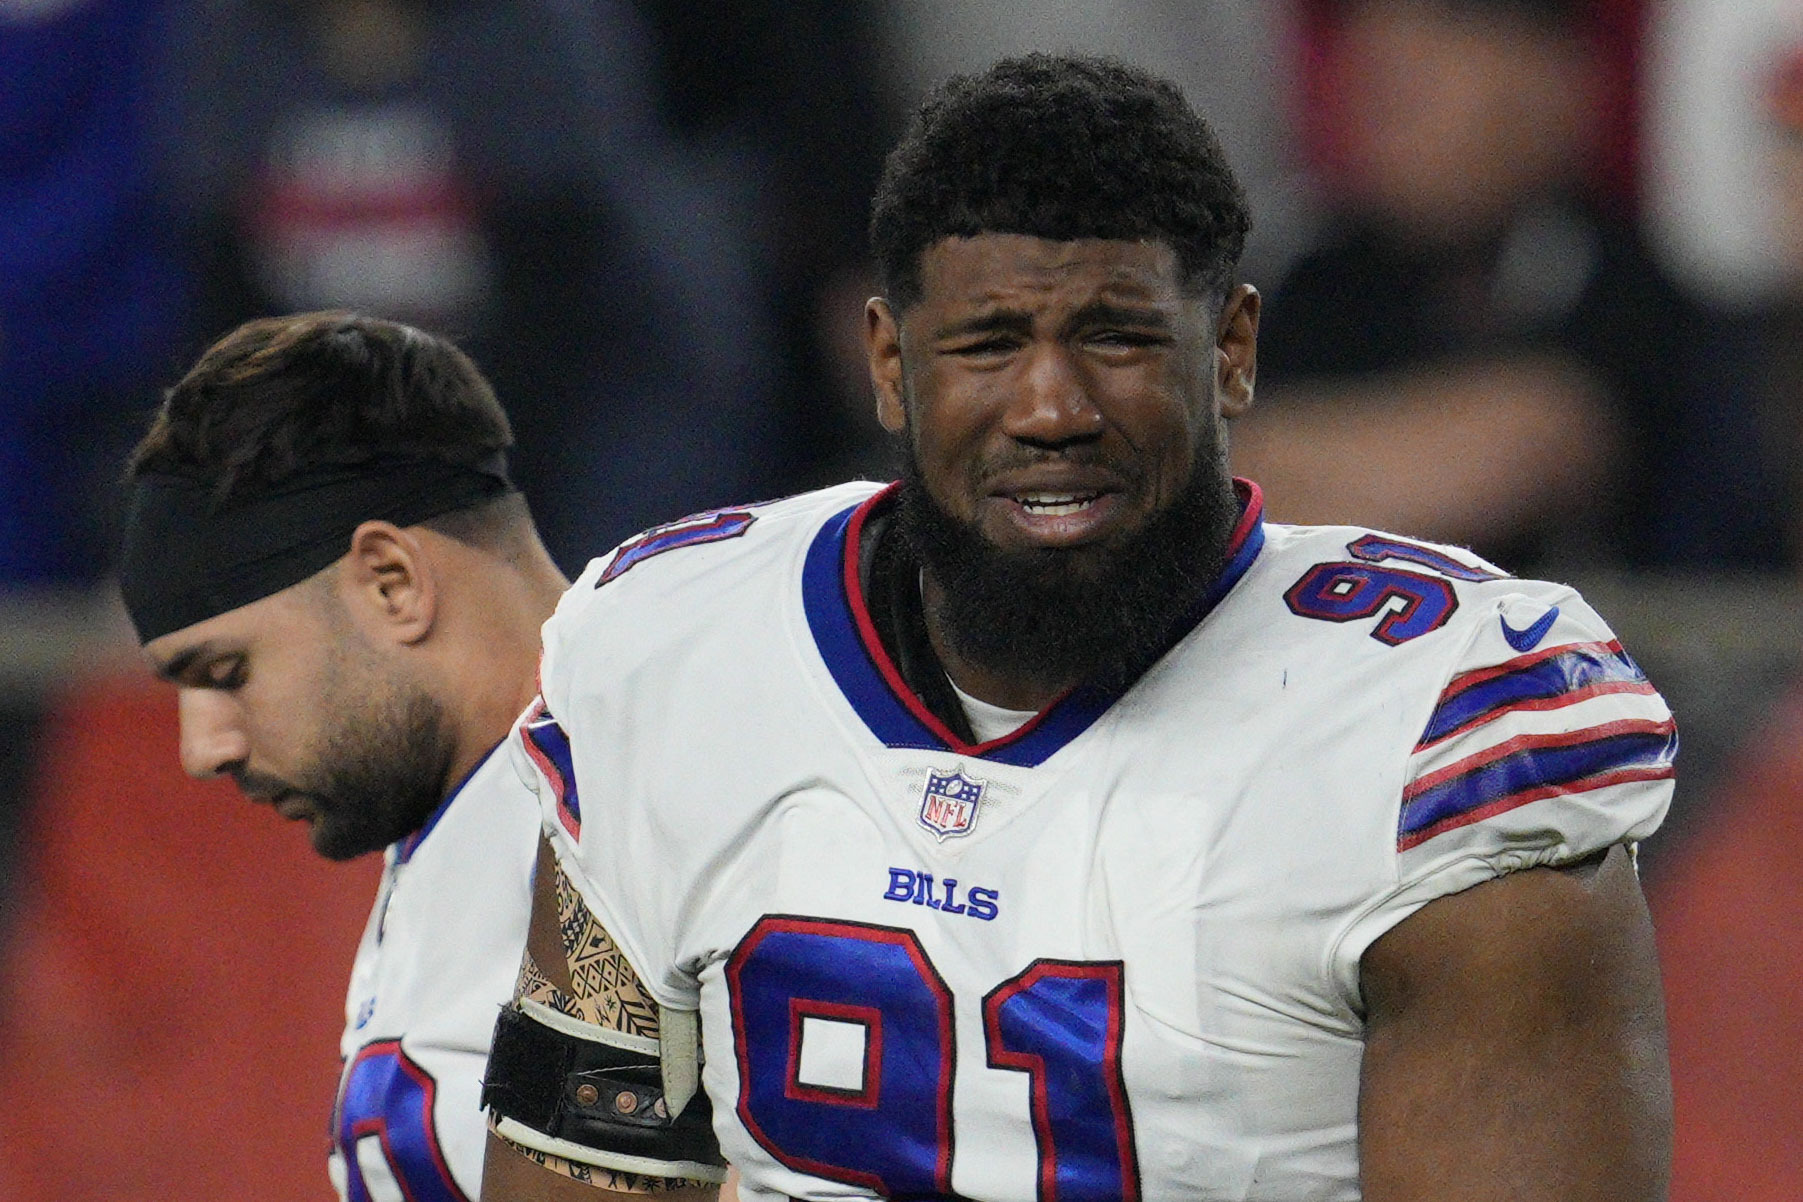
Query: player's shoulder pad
541,484,884,705
569,482,885,596
1260,521,1567,655
1398,581,1675,858
1261,521,1514,594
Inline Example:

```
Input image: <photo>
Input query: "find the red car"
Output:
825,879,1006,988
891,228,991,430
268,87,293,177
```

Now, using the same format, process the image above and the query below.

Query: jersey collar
395,737,502,864
801,479,1265,767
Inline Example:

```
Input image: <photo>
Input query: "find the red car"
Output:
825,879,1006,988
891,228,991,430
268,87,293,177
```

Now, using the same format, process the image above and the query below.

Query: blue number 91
727,916,1139,1200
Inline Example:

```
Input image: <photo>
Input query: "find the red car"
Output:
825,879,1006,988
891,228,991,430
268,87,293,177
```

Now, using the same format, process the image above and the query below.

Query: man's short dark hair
869,53,1252,309
131,311,511,498
129,311,526,544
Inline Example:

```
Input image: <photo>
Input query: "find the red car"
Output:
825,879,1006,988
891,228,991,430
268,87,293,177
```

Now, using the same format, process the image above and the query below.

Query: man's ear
342,521,436,645
867,297,908,434
1215,284,1260,419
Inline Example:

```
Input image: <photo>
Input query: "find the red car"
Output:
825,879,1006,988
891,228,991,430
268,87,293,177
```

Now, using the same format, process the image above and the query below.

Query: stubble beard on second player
241,675,457,862
894,431,1242,697
306,683,458,860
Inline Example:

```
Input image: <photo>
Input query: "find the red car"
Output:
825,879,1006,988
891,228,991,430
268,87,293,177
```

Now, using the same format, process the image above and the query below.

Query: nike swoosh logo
1500,606,1560,653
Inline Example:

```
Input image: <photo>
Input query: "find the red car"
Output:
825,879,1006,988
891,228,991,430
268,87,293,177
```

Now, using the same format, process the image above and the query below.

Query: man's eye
951,337,1015,357
204,659,247,689
1090,330,1159,348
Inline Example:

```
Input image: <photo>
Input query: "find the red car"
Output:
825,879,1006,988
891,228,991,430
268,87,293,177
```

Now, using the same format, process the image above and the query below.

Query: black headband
118,453,516,643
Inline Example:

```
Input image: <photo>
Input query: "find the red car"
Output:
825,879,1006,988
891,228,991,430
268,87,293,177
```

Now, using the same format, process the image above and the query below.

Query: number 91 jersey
519,481,1674,1202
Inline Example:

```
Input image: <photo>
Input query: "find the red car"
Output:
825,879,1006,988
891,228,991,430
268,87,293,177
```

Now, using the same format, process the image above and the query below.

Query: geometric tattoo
497,854,715,1195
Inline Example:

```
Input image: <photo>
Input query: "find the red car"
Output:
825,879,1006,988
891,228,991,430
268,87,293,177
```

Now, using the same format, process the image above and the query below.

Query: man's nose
1002,345,1105,448
177,689,249,779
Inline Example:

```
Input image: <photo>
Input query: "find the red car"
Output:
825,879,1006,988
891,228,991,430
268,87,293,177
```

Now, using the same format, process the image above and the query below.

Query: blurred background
0,0,1796,1195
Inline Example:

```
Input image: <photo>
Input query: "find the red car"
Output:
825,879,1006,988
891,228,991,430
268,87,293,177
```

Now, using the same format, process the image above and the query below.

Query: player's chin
987,538,1131,596
995,519,1146,573
308,812,381,862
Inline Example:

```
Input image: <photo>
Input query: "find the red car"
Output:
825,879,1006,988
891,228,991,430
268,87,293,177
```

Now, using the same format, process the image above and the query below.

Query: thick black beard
894,451,1243,695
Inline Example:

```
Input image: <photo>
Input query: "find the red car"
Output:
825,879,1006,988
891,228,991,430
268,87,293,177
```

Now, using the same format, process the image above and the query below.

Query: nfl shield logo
919,768,985,841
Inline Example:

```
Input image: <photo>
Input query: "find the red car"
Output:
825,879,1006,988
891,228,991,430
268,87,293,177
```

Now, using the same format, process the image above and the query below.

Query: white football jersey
329,743,539,1202
520,481,1674,1202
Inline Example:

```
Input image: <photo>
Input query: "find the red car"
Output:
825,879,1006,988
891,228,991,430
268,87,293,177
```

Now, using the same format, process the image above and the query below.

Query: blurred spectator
0,0,188,587
1644,0,1803,307
1650,32,1803,1191
634,0,903,483
1238,0,1791,573
1644,0,1803,566
146,0,780,569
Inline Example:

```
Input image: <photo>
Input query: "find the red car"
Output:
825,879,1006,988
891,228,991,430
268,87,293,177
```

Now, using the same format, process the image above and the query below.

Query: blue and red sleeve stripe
1416,640,1655,750
1399,717,1677,851
519,700,582,838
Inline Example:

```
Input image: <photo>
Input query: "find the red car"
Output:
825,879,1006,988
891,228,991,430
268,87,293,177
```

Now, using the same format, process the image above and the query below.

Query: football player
119,312,567,1201
481,54,1675,1201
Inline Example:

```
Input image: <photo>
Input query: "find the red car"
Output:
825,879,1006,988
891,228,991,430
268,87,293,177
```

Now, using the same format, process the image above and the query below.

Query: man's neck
861,508,1068,725
440,551,568,792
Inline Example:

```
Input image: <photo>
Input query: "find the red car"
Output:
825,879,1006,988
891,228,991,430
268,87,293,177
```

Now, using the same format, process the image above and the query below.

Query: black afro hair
870,53,1252,309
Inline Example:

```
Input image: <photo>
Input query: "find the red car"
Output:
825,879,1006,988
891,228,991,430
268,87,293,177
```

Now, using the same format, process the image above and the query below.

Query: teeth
1017,492,1098,516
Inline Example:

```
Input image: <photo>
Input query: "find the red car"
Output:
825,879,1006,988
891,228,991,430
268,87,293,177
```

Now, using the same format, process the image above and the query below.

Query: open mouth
1014,491,1103,516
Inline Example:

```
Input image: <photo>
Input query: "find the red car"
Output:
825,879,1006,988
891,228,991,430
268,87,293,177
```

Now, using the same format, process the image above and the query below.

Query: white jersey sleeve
1330,584,1676,994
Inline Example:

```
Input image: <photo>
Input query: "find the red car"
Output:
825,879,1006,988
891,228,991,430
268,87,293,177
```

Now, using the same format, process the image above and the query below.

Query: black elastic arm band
482,1002,725,1176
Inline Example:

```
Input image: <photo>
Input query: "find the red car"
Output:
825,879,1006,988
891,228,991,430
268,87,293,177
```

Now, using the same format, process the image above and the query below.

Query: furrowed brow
1067,300,1176,332
934,309,1036,341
